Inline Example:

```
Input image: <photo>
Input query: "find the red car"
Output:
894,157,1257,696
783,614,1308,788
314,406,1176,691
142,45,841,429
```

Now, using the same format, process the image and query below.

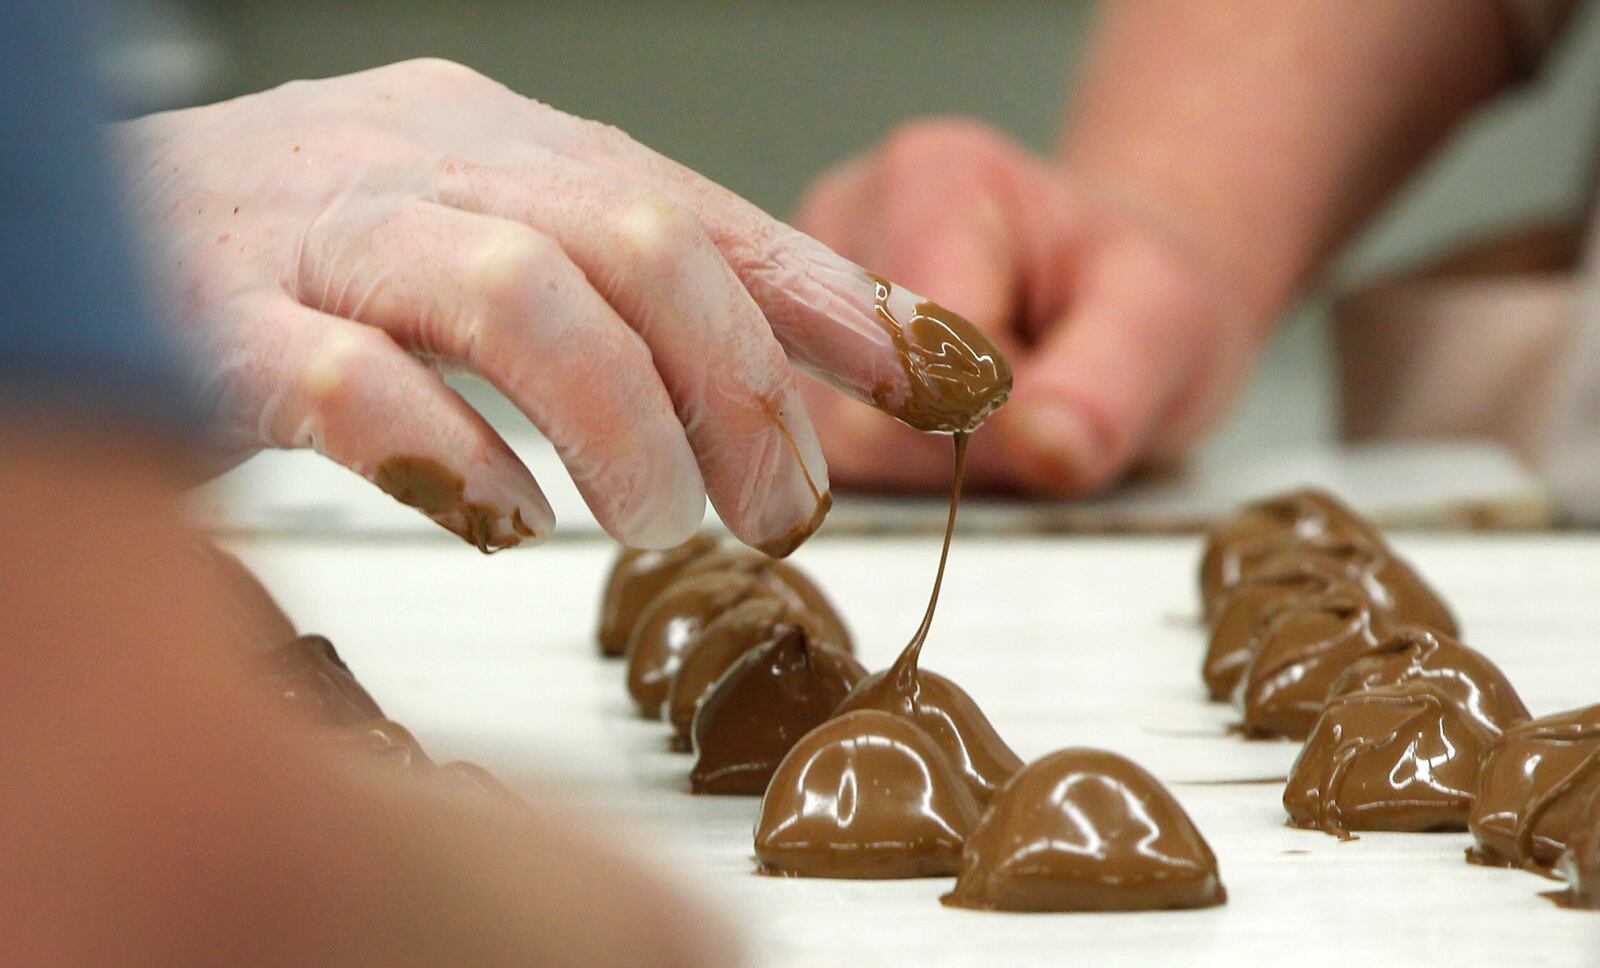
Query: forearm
1060,0,1516,324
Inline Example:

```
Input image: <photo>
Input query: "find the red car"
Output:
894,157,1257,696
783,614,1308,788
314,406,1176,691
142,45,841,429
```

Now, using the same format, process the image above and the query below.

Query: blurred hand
118,59,986,555
795,118,1255,495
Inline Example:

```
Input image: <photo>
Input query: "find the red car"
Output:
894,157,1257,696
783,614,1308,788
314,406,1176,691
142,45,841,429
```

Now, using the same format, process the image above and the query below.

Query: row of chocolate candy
1199,495,1600,908
601,539,1227,911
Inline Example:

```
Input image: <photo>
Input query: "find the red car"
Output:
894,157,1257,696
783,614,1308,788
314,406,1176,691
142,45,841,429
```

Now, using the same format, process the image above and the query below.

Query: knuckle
399,57,487,87
468,227,567,317
878,117,1009,175
298,324,398,411
612,194,710,276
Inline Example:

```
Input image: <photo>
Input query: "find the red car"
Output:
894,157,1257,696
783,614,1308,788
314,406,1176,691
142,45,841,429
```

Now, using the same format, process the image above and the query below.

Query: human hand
795,119,1252,495
117,60,1006,555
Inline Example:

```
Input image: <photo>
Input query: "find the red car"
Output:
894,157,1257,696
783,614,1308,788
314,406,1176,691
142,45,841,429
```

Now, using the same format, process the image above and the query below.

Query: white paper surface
229,533,1600,967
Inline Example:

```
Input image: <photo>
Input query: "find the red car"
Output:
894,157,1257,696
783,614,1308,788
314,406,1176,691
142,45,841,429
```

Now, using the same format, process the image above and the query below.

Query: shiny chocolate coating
595,534,720,657
1326,626,1529,731
833,657,1022,806
1286,678,1501,836
1200,489,1378,610
625,570,768,718
754,709,982,878
866,274,1013,433
258,634,385,727
1469,704,1600,872
689,625,865,795
1214,533,1457,637
1555,786,1600,909
667,594,847,751
1238,586,1390,739
676,547,852,651
1203,560,1345,701
943,748,1226,912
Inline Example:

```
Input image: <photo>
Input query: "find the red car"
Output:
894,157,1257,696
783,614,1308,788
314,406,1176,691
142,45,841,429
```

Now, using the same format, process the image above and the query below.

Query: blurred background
108,0,1600,516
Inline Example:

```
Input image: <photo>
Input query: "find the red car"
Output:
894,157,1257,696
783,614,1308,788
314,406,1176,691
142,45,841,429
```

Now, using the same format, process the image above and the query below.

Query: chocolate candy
1217,533,1457,637
754,709,981,877
1554,786,1600,909
1200,489,1378,612
1469,704,1600,872
625,570,769,719
689,625,865,795
258,634,384,727
833,643,1020,806
595,534,720,657
667,594,847,751
1326,626,1529,729
1285,678,1501,836
943,748,1226,912
1238,585,1390,739
1203,559,1345,701
675,547,852,650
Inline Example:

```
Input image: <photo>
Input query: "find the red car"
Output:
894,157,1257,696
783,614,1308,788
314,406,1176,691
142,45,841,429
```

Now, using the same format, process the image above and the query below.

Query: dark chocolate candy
667,594,847,750
943,748,1226,912
689,625,865,795
753,709,981,878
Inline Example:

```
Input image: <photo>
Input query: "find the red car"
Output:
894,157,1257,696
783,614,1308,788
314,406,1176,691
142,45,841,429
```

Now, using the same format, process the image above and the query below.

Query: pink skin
794,0,1517,496
794,119,1245,495
117,59,956,553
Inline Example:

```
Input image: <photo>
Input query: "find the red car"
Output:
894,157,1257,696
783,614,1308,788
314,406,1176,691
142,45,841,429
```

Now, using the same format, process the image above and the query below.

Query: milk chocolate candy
436,760,524,805
753,709,981,878
667,594,847,750
943,748,1226,912
1200,489,1378,610
625,570,767,718
833,650,1021,805
258,634,384,727
1469,704,1600,872
1203,559,1345,701
595,534,720,657
689,625,865,795
1326,626,1529,729
676,547,852,651
1238,586,1391,739
1216,533,1457,637
1554,786,1600,909
1285,679,1501,836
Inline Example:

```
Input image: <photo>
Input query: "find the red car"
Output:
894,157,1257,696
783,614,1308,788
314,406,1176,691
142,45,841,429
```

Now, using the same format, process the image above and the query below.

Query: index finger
544,116,1014,433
